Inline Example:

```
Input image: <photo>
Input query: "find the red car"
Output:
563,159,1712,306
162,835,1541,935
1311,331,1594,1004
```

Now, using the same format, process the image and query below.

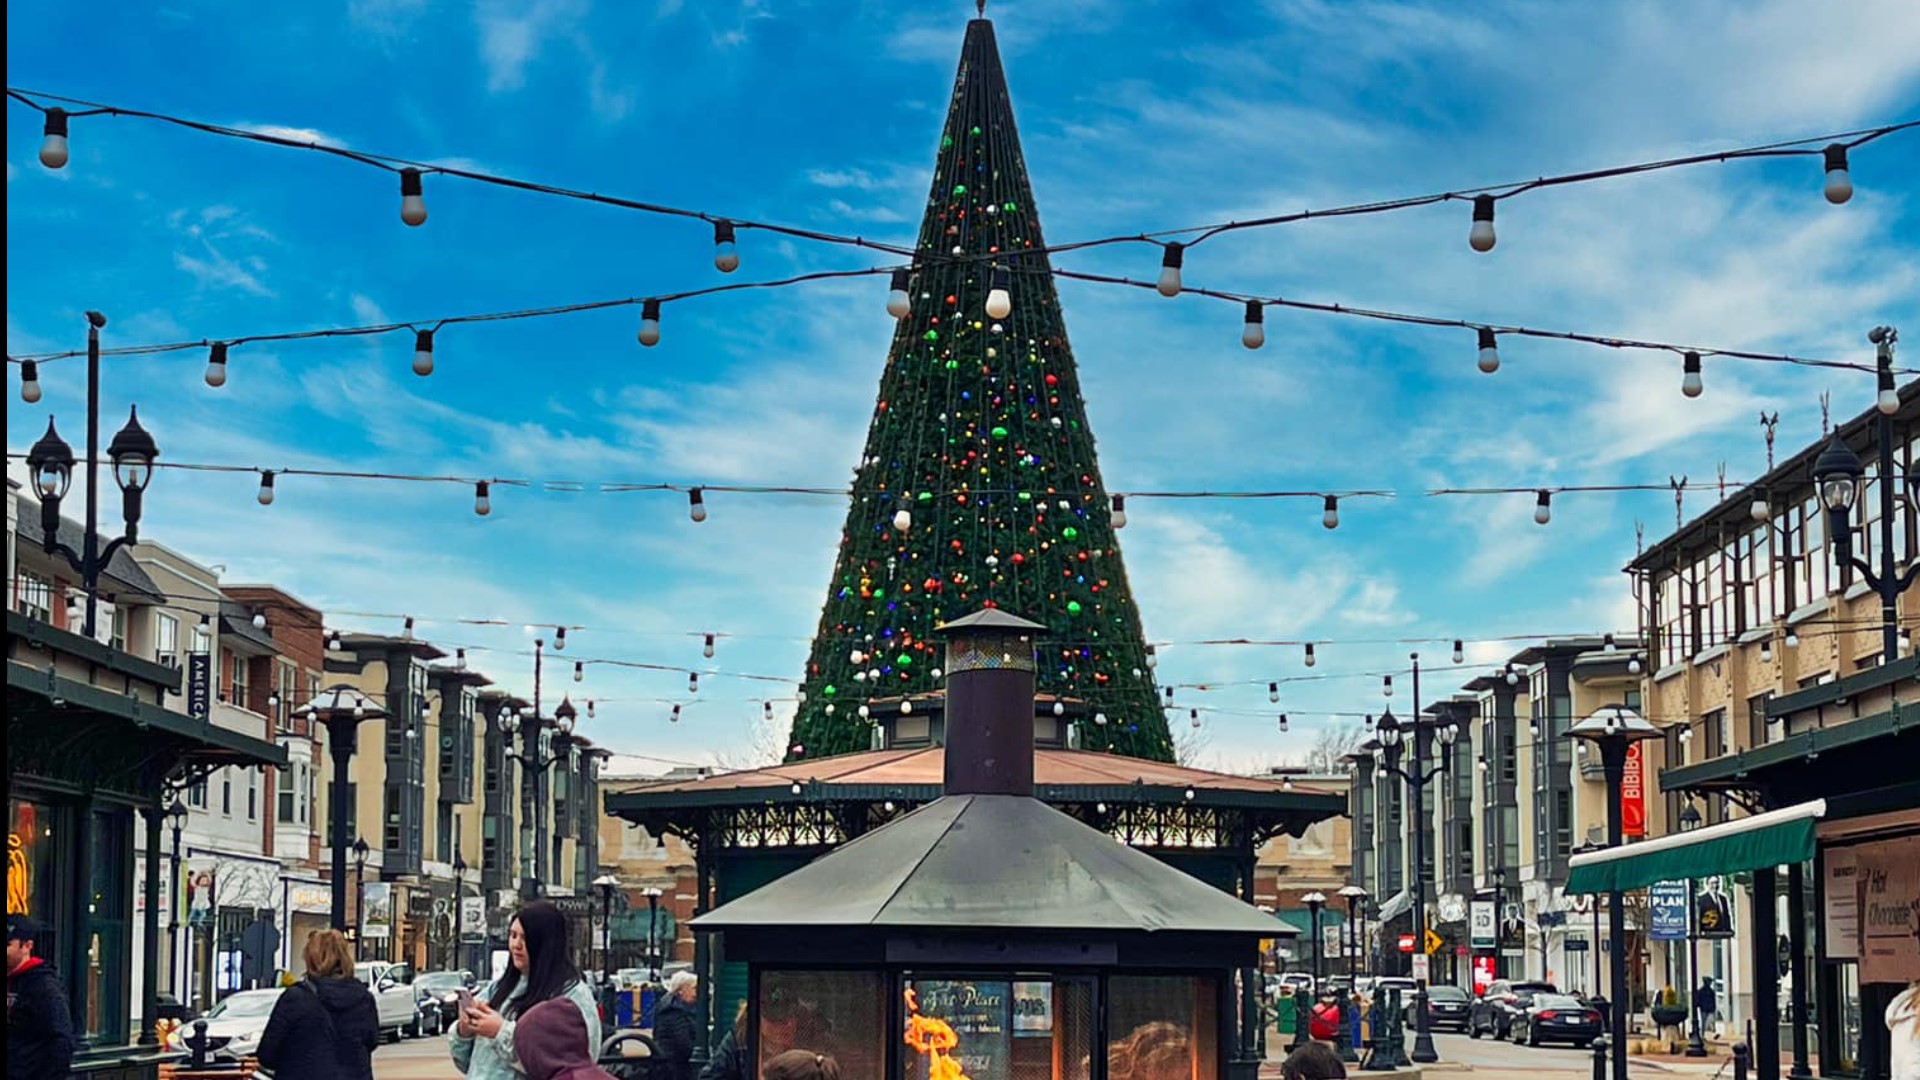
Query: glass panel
9,799,61,954
87,808,130,1041
897,978,1094,1080
758,971,887,1080
1107,975,1218,1080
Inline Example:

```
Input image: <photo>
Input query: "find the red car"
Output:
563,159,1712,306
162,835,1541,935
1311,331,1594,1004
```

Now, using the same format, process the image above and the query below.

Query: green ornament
945,359,959,370
1017,491,1032,502
1067,601,1083,615
1004,202,1018,211
971,126,982,136
1062,526,1078,539
897,654,912,666
953,184,967,195
942,136,954,149
823,685,837,697
991,426,1009,439
924,330,940,342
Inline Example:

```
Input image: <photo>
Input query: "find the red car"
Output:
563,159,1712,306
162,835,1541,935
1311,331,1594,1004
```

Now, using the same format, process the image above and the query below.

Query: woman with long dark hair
452,901,603,1079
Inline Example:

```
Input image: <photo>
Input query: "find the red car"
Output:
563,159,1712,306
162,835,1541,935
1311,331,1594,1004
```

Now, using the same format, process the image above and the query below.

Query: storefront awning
1566,799,1825,894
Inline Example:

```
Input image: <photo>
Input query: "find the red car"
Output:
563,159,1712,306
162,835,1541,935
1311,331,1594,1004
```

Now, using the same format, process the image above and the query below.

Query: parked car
415,970,476,1033
1404,984,1472,1033
1276,973,1316,997
1367,976,1417,1008
1510,993,1604,1047
196,989,283,1061
1469,980,1558,1040
356,961,423,1041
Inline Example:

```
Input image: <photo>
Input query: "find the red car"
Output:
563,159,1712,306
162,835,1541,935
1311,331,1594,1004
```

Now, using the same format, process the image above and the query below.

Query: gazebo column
691,829,713,1066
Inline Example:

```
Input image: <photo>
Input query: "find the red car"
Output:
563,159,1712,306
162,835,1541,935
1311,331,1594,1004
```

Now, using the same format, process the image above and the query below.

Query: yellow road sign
1425,928,1444,955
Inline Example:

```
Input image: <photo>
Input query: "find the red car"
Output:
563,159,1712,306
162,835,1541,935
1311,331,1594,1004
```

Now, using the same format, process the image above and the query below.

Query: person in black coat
653,973,701,1080
8,916,75,1080
256,929,381,1080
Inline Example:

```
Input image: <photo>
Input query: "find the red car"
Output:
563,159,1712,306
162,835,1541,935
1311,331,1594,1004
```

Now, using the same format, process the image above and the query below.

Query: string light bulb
688,672,699,694
412,329,435,376
252,610,267,630
712,220,740,273
1822,144,1853,205
902,699,915,715
1452,639,1464,664
1469,194,1497,252
1242,300,1265,349
327,629,344,652
586,698,595,718
456,648,467,670
1189,708,1201,729
985,265,1012,319
1785,629,1799,648
763,701,773,721
1751,494,1770,522
703,634,716,659
19,360,41,404
671,704,682,723
474,481,491,516
892,499,912,532
1053,701,1065,717
39,107,69,169
688,487,707,523
1094,712,1109,726
1383,674,1393,698
205,342,230,387
1277,714,1289,732
1603,633,1617,651
1304,643,1317,668
1627,654,1643,675
1477,327,1500,374
398,168,427,226
1504,663,1520,685
402,616,415,639
554,626,567,650
1534,489,1553,526
637,299,662,347
1322,495,1339,530
1681,351,1704,398
574,661,584,682
1109,494,1128,529
1877,362,1899,416
257,470,276,506
886,269,912,319
1156,242,1184,297
1760,638,1773,663
1268,682,1280,703
1145,644,1158,669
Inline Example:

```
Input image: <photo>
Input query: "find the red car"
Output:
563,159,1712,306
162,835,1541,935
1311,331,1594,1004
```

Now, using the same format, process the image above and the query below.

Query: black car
1510,993,1603,1047
1468,980,1557,1040
1404,984,1472,1033
414,970,476,1032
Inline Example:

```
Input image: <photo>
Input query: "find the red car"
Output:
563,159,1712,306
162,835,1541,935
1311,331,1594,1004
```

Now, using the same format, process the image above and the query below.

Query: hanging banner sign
1621,742,1647,837
187,653,212,720
1695,877,1735,940
1858,836,1920,983
1472,955,1497,992
462,896,487,941
1470,901,1496,949
363,882,393,940
1822,852,1859,960
1649,881,1690,942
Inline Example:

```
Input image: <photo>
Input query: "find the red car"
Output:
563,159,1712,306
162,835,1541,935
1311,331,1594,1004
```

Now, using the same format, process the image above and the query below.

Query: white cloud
231,123,345,148
475,0,589,92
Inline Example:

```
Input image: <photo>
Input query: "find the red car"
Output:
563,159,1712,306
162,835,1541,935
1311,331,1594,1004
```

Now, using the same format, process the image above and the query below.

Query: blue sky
8,0,1919,775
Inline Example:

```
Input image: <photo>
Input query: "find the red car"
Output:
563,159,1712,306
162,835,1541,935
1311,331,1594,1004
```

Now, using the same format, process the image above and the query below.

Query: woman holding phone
452,901,603,1078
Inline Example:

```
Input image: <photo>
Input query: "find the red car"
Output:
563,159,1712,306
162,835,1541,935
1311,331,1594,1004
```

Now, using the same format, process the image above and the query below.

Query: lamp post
22,312,163,641
1568,705,1662,1080
352,837,371,959
499,639,576,900
644,887,663,981
166,798,188,1001
1679,801,1709,1057
1811,326,1918,665
292,686,387,939
1303,892,1328,991
453,850,468,975
1336,885,1366,1064
594,873,620,1018
1571,842,1607,997
1371,653,1454,1064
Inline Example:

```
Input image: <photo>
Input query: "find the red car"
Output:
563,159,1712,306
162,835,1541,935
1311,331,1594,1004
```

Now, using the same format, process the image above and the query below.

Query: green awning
1565,799,1823,895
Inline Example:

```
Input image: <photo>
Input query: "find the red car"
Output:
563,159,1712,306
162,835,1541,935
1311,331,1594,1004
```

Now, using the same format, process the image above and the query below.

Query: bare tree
1173,722,1214,767
710,712,789,772
1302,721,1367,773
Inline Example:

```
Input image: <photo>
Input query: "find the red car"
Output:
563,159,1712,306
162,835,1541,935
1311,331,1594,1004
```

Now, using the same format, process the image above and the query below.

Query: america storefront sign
1620,741,1647,837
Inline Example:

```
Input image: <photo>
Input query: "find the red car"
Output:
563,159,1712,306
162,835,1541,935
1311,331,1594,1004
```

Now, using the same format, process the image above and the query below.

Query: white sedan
178,988,282,1060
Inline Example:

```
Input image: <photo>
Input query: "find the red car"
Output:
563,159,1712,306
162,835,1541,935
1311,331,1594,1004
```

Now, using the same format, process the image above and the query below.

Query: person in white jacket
1889,980,1919,1080
452,901,603,1079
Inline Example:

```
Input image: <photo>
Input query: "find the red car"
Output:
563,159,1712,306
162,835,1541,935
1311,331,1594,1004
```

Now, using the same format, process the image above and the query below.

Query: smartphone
458,989,477,1016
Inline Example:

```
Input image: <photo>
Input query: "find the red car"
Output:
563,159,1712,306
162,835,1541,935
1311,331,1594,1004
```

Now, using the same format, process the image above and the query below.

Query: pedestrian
763,1050,840,1080
698,1003,751,1080
254,928,380,1080
1280,1040,1347,1080
1692,977,1717,1039
7,915,75,1080
652,972,700,1080
453,900,603,1079
518,998,620,1080
1888,980,1919,1080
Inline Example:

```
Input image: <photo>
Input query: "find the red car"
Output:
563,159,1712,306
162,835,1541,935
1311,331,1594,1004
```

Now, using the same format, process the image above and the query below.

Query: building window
276,662,297,733
221,769,233,816
15,570,54,621
246,769,258,821
109,605,129,652
188,777,208,809
279,768,297,824
1748,693,1777,749
155,612,180,668
225,648,247,707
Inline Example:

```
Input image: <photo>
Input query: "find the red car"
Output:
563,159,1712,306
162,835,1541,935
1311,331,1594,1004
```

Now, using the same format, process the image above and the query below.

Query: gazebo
691,610,1292,1080
607,613,1340,1080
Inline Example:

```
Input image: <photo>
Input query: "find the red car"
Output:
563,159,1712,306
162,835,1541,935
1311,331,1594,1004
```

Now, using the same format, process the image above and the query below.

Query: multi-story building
1629,382,1917,1069
597,769,704,976
1251,768,1352,972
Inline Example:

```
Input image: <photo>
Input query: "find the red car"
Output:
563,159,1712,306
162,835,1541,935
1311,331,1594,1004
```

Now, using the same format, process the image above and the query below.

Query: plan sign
1649,881,1689,942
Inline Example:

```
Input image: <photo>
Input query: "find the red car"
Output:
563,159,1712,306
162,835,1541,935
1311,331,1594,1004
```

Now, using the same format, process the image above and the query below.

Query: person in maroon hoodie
517,998,616,1080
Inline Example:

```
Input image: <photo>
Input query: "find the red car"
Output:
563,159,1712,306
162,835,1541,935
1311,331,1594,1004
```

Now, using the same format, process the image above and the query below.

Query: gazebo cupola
692,608,1281,1080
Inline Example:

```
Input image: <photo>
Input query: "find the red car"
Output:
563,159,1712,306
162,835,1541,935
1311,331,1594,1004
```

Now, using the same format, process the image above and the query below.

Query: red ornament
1045,374,1058,387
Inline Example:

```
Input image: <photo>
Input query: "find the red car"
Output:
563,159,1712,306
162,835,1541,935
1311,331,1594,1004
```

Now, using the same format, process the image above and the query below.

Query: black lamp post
166,798,189,1001
644,887,663,981
500,639,576,900
352,837,371,959
1679,801,1709,1058
1336,885,1366,1064
293,686,387,940
594,874,619,985
1568,705,1662,1080
1303,891,1327,991
1571,842,1606,997
1372,654,1455,1064
22,311,162,640
453,850,469,975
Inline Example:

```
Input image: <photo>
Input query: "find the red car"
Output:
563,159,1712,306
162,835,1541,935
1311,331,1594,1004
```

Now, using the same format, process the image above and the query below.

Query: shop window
9,799,60,950
84,808,130,1042
755,971,887,1080
896,977,1095,1080
1107,976,1219,1080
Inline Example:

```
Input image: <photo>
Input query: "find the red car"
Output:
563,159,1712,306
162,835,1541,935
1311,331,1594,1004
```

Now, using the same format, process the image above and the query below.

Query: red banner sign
1398,934,1416,953
1472,955,1497,993
1621,741,1647,838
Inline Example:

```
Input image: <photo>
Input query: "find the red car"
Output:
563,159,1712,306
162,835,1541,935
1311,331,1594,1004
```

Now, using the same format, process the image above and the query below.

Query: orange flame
904,988,973,1080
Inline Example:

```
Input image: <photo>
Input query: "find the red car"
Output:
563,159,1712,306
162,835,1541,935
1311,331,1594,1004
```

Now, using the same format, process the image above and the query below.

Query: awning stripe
1565,799,1825,894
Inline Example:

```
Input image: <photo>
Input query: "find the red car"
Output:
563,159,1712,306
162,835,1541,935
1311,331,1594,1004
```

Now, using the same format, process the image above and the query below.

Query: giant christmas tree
787,15,1172,762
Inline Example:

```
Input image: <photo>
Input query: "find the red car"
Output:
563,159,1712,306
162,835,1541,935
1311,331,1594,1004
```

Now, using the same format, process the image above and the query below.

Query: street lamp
352,837,371,960
1571,843,1606,997
500,638,577,899
292,686,387,938
594,874,620,986
1678,801,1709,1058
1370,654,1455,1064
22,311,164,639
1567,705,1662,1080
453,850,469,975
166,798,189,1001
1336,885,1367,1065
644,887,664,981
1811,326,1917,665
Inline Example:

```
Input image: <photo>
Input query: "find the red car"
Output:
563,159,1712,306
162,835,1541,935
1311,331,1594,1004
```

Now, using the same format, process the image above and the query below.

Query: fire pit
694,610,1278,1080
